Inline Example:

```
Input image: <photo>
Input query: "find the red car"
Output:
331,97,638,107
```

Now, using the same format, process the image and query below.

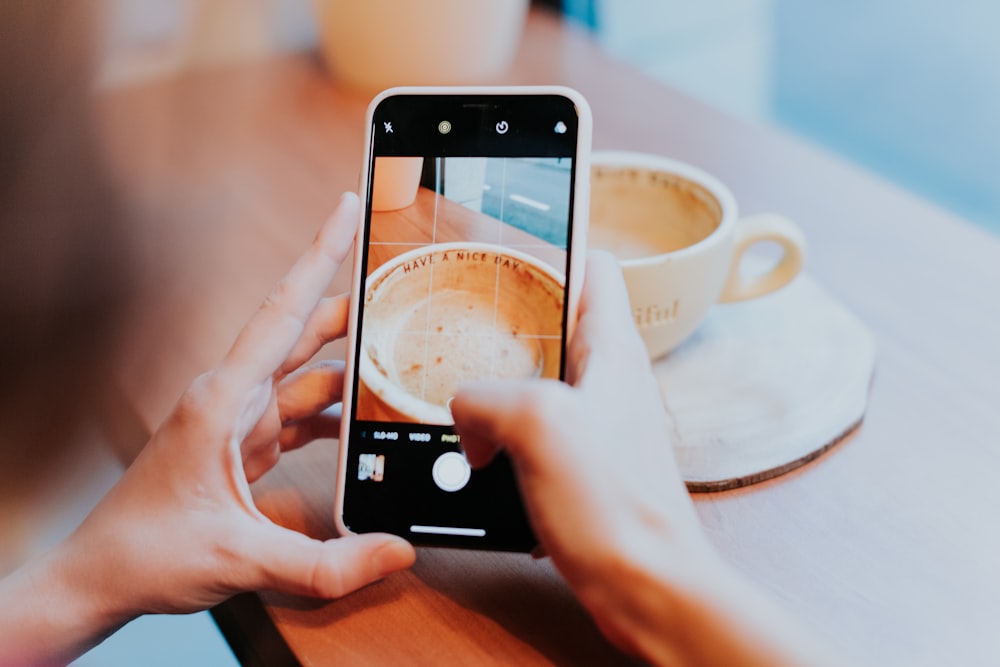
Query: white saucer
652,272,876,491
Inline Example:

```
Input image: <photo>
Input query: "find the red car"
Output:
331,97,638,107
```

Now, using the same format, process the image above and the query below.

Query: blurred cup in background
313,0,529,92
371,157,424,211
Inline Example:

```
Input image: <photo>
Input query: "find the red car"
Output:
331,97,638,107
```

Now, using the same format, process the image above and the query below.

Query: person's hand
451,252,709,625
451,252,834,666
0,193,415,667
81,192,416,611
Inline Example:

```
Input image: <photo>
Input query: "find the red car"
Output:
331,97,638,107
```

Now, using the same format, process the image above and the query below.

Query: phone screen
340,91,588,551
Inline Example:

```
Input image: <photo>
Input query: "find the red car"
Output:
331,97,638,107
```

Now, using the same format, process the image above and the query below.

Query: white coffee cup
371,157,424,211
590,151,806,359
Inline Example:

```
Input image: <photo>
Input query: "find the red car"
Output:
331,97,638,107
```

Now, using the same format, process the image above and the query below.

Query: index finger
221,193,360,386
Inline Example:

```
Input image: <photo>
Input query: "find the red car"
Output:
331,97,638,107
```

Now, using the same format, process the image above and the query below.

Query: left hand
60,192,415,621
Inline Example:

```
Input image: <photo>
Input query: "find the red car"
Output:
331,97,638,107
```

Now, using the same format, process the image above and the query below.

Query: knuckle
260,278,292,312
188,371,220,399
309,549,347,598
171,372,219,426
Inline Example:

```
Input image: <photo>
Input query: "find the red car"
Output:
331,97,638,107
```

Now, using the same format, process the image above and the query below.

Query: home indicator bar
410,525,486,537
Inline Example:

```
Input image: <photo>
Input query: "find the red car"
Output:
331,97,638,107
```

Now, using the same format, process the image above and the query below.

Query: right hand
452,253,836,667
451,251,712,652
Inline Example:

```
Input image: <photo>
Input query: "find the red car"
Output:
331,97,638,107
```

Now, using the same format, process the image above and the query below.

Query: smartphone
335,87,591,551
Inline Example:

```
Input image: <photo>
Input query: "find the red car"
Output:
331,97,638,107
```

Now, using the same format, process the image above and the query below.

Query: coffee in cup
590,151,806,358
358,242,564,424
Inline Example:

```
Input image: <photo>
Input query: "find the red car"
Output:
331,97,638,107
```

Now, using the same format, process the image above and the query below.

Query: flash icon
384,121,393,133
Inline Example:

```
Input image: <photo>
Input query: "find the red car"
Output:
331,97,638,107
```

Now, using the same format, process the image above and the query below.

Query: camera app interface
359,155,570,424
345,95,580,549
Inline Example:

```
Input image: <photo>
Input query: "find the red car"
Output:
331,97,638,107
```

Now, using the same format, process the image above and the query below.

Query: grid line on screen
418,159,442,402
488,158,507,379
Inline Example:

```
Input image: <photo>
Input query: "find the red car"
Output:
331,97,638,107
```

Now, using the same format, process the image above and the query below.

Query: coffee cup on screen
589,151,806,359
358,243,565,425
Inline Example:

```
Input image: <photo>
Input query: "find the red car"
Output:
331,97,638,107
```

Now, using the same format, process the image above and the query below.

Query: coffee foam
360,243,564,423
590,166,722,260
386,290,543,407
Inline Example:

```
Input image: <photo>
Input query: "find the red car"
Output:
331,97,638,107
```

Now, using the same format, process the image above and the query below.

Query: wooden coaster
652,272,876,492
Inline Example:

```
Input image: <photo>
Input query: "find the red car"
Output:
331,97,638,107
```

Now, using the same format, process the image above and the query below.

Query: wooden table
98,8,1000,666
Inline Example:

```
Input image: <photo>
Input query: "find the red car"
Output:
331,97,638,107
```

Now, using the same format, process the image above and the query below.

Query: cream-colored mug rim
591,150,739,266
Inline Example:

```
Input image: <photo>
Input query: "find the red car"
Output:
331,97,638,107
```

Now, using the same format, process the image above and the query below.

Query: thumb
249,524,415,598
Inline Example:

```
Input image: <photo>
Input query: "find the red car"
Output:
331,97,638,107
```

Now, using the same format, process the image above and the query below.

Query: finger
239,360,345,481
279,293,351,377
530,544,549,560
456,430,501,469
277,360,345,423
576,250,637,344
232,384,282,480
222,193,360,387
566,252,646,386
278,409,341,452
243,442,281,484
451,379,569,475
251,525,415,599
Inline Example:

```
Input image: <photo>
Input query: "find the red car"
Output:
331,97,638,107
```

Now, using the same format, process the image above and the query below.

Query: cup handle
719,214,806,303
